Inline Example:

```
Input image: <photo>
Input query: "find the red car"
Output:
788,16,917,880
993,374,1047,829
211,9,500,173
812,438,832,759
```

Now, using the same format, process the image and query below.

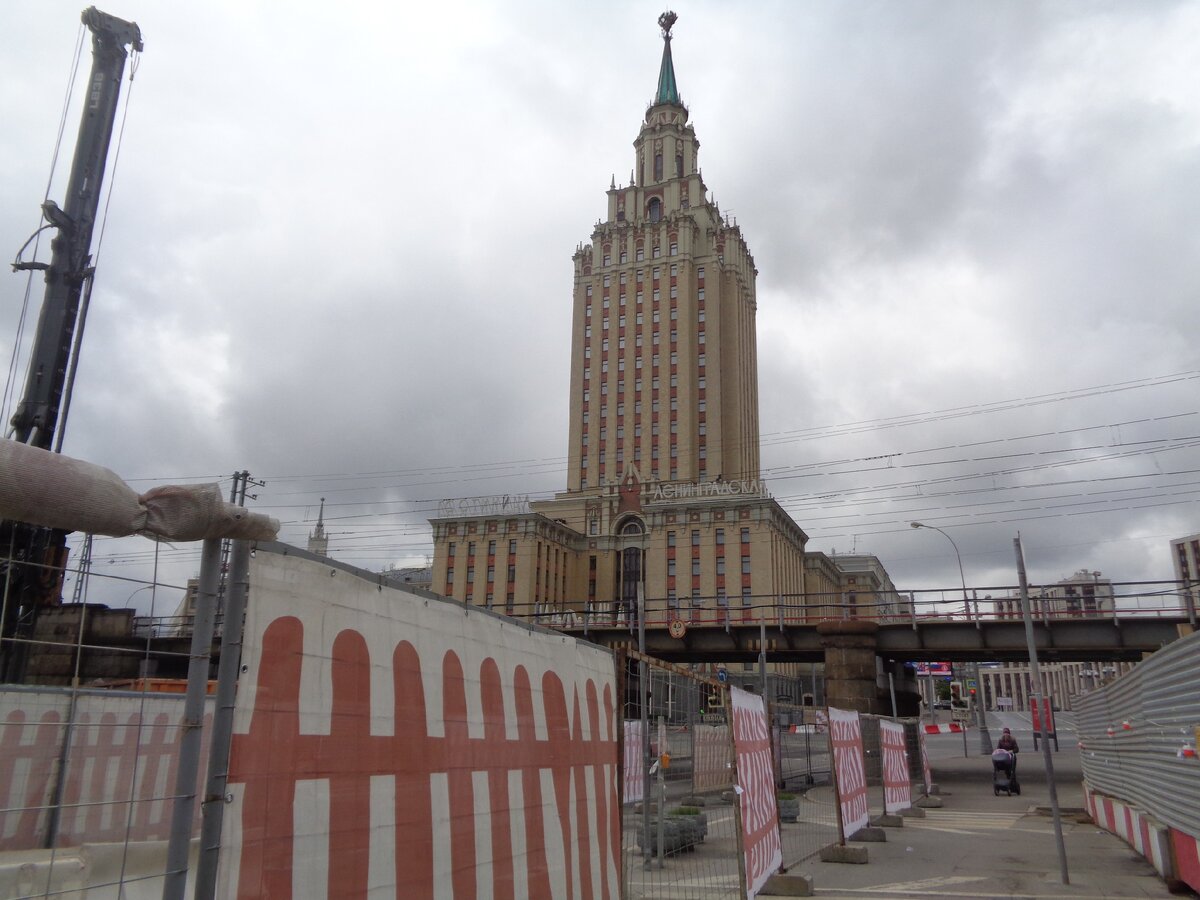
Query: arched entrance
616,518,645,626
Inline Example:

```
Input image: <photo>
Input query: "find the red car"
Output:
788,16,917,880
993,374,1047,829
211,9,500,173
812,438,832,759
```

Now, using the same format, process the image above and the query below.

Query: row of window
584,419,711,441
446,539,518,557
666,557,750,576
599,242,681,268
588,264,702,292
666,528,751,546
667,587,754,607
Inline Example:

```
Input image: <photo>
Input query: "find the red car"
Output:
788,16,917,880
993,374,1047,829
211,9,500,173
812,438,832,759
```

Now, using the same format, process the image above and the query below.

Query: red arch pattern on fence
0,703,209,850
227,615,621,899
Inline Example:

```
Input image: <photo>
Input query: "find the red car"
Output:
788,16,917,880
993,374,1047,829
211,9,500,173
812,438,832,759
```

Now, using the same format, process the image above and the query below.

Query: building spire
654,11,681,106
308,497,329,557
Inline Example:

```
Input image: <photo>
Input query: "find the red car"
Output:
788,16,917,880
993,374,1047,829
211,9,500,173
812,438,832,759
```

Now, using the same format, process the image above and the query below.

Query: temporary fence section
774,704,837,867
829,708,871,841
219,544,621,899
0,687,214,851
1077,628,1200,894
878,719,913,815
730,686,782,899
917,726,933,795
621,651,752,899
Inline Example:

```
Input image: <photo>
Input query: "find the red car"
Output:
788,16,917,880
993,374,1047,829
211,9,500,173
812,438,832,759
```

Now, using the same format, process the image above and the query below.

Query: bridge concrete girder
565,616,1189,666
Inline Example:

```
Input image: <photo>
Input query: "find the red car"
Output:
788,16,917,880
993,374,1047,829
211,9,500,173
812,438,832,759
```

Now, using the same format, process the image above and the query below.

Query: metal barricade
621,653,744,899
773,703,838,866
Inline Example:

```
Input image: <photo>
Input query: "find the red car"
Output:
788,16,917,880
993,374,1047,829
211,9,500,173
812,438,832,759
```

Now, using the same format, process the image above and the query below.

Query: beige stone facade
429,16,808,637
1170,533,1200,615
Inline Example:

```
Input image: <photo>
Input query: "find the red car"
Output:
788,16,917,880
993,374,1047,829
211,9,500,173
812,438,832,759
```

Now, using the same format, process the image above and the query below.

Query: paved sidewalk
795,744,1190,900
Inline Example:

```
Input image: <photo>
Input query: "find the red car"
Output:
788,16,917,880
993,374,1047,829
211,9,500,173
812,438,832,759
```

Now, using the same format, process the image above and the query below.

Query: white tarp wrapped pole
0,440,278,541
162,537,222,900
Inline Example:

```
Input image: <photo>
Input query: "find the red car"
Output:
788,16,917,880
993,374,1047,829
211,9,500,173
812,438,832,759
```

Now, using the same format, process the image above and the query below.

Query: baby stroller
992,749,1020,796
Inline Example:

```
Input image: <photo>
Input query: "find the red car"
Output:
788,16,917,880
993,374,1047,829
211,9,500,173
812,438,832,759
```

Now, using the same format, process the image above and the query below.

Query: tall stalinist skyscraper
566,9,760,493
431,13,808,628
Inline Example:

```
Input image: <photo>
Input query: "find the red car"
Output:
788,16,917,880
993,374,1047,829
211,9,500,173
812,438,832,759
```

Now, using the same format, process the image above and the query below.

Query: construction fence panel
222,545,622,899
621,653,746,899
0,686,215,895
1077,629,1200,894
1,689,213,850
773,703,837,866
862,714,926,812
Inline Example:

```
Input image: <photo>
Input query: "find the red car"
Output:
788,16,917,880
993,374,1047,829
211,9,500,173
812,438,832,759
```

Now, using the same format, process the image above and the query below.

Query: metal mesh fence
774,703,837,867
622,652,744,899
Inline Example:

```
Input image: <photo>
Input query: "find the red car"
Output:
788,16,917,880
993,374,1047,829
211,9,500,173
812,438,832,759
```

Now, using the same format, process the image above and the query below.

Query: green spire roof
655,11,680,106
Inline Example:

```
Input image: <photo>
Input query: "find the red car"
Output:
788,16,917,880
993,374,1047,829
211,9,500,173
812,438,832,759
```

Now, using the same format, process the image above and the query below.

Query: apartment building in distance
429,13,809,630
1170,533,1200,615
993,569,1116,619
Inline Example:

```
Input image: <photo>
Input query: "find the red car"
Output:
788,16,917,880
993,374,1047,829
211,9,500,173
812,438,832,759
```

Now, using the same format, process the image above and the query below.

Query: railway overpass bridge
555,611,1192,665
545,606,1194,714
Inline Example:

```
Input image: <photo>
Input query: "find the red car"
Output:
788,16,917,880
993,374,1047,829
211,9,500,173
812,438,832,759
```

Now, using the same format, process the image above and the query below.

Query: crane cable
3,21,87,435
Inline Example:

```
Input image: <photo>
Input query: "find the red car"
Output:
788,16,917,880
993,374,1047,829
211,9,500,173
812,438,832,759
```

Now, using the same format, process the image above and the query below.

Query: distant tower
308,498,329,557
428,12,806,625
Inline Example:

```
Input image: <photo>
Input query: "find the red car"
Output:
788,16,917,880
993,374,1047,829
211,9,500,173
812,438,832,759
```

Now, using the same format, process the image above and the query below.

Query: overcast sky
2,1,1198,618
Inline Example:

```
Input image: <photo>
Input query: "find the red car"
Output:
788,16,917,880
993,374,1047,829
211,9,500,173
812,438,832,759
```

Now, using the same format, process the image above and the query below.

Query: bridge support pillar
817,621,881,714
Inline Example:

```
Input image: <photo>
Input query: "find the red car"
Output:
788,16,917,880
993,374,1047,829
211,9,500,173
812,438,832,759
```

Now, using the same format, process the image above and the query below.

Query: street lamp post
911,522,994,754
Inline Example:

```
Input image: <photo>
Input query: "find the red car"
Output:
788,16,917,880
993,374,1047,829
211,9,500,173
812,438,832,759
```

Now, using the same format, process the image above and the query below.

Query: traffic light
968,686,977,709
949,681,965,708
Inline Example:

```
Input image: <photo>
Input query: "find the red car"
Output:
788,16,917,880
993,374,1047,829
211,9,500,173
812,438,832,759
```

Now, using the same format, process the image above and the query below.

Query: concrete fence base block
819,843,869,864
848,826,887,842
757,873,815,896
898,806,926,819
926,783,941,795
915,796,944,808
870,814,904,828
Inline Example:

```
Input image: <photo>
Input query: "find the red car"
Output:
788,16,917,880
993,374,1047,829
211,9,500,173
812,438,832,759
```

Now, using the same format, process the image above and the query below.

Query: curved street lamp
911,521,994,754
910,522,970,617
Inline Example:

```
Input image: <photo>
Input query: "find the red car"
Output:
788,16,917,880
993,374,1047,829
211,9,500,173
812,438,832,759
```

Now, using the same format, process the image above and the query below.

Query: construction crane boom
2,8,143,684
10,7,142,448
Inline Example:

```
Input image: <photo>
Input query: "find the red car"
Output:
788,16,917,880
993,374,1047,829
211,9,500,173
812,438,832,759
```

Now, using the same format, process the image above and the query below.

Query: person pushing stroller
998,727,1019,755
992,728,1020,795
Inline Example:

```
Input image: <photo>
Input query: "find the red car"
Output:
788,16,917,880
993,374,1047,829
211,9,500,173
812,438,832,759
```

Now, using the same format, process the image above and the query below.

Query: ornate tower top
654,11,681,106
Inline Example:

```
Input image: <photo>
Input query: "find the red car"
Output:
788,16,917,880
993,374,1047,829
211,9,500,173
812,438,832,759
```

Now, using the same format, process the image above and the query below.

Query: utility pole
215,470,262,628
1,8,143,683
1014,535,1069,884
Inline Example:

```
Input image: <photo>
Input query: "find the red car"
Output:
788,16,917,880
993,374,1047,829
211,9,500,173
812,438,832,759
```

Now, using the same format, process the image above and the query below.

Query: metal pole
45,599,90,848
888,672,897,718
759,620,768,699
1014,535,1069,885
655,714,666,870
638,565,652,867
928,669,937,724
162,538,221,900
194,540,250,900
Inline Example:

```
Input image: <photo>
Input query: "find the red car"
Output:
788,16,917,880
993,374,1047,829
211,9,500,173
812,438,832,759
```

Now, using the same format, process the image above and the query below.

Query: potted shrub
777,792,800,823
668,805,707,849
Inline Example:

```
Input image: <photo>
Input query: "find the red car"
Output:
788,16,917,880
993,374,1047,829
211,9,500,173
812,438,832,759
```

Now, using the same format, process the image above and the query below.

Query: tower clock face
668,618,687,639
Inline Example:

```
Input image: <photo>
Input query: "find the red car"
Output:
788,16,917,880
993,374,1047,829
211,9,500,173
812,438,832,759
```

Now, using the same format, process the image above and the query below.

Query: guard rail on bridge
128,583,1195,666
511,584,1196,665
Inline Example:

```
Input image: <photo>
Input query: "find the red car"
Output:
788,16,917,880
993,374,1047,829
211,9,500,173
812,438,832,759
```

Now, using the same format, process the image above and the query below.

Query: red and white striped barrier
923,723,964,734
1084,783,1197,890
